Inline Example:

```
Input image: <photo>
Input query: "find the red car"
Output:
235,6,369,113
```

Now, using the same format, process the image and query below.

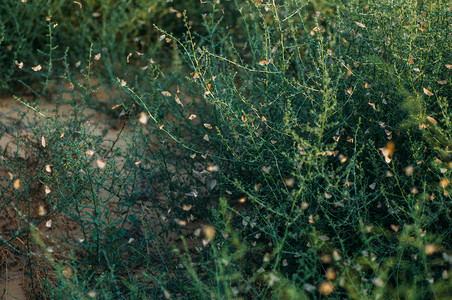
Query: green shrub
132,0,450,298
0,0,450,299
0,0,221,92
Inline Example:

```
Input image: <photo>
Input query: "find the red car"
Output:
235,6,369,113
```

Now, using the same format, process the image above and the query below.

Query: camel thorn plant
0,0,451,299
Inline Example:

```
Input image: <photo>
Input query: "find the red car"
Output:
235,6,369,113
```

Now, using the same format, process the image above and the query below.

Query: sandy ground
0,93,39,299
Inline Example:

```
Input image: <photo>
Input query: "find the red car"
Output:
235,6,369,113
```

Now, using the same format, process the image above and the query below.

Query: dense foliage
1,0,451,299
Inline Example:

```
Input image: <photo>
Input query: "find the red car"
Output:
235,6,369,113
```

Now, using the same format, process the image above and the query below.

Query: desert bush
0,0,229,92
135,0,451,298
0,0,450,299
